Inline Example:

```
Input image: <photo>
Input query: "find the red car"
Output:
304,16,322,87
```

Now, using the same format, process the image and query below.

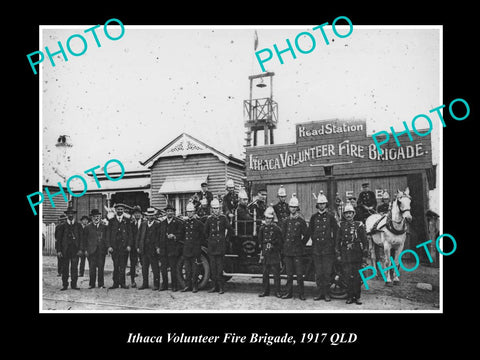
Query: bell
256,78,267,88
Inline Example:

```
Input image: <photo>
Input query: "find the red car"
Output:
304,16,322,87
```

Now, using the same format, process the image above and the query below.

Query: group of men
53,180,380,305
257,186,368,305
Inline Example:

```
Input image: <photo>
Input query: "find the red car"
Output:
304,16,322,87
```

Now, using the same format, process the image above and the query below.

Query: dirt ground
41,255,440,311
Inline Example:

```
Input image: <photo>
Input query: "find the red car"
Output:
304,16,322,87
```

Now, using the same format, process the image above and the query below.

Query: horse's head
395,187,412,223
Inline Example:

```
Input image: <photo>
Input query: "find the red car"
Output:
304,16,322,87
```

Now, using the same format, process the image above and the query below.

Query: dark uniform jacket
182,217,204,258
55,222,66,252
58,220,84,255
222,192,238,217
309,210,338,256
83,222,108,255
281,216,309,257
273,201,290,225
131,218,143,244
358,190,377,210
159,217,185,257
377,202,389,214
106,216,133,251
196,190,213,207
236,203,252,221
250,198,266,219
136,220,160,255
258,223,283,264
335,220,368,263
204,214,232,256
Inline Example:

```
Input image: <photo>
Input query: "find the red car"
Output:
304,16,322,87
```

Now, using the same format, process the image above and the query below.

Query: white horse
365,188,412,285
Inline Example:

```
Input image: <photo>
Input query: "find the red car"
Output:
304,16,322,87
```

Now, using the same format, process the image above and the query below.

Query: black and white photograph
18,6,475,354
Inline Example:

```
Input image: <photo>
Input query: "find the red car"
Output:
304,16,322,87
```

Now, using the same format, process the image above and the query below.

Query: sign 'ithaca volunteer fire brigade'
246,119,432,181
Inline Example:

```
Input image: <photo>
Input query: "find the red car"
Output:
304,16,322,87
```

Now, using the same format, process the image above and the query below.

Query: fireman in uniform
335,202,368,305
357,183,377,223
236,187,253,236
377,190,390,214
281,194,310,300
182,202,205,293
309,191,338,301
258,206,283,298
222,179,238,222
197,198,210,221
204,197,233,294
273,185,290,225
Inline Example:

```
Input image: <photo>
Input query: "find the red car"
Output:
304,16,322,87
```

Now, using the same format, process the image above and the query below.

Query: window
167,193,195,216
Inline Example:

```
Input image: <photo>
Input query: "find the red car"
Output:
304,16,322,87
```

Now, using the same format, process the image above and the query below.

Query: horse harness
370,198,410,236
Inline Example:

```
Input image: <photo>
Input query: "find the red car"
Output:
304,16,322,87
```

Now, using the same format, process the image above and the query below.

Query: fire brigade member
237,187,252,236
197,198,210,221
335,202,368,305
377,190,390,214
250,189,267,220
106,203,133,289
196,182,213,211
309,191,338,302
182,202,205,293
204,197,233,294
222,179,238,221
258,206,283,298
357,183,377,223
136,208,161,290
57,206,84,290
273,185,290,225
83,209,108,289
158,204,184,292
281,194,309,300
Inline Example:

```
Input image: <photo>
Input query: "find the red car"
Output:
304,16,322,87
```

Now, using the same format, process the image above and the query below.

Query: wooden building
140,133,245,216
245,119,436,254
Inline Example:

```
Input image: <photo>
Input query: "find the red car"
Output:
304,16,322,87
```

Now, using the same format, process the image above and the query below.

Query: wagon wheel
176,253,211,290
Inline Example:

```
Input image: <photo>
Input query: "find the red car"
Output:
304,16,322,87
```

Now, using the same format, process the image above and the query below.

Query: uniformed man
54,214,67,277
309,191,338,301
258,206,283,298
158,204,184,292
281,194,310,300
273,185,290,225
250,188,267,220
335,202,368,305
106,203,133,289
196,182,213,212
197,198,210,221
57,206,84,291
236,187,253,236
204,198,233,294
78,215,90,277
222,179,238,222
377,190,390,214
136,208,161,290
357,183,377,223
181,202,205,293
83,209,108,289
128,205,143,288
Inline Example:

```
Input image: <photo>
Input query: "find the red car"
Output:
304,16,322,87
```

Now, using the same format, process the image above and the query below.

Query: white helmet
238,187,249,200
277,185,287,197
226,179,235,188
200,198,208,206
186,202,196,212
288,193,299,207
211,198,220,208
343,202,355,213
264,206,275,218
382,190,390,200
316,190,328,204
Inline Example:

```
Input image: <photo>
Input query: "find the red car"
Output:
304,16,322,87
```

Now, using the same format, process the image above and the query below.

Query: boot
192,282,198,293
281,291,293,299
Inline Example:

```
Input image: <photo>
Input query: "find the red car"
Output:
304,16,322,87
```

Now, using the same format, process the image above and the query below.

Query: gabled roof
140,133,244,168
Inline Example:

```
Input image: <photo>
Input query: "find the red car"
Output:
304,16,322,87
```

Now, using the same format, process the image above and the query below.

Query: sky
40,24,441,210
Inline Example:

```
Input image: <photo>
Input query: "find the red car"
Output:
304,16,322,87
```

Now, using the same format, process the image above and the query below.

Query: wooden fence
43,223,57,256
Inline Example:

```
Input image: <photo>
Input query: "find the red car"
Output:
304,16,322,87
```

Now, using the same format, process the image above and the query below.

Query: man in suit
182,202,205,293
78,215,90,277
83,209,108,288
136,208,161,290
204,198,233,294
281,194,310,300
106,203,133,289
57,206,84,290
128,205,143,288
54,214,67,277
158,204,184,292
258,206,283,298
309,191,339,302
